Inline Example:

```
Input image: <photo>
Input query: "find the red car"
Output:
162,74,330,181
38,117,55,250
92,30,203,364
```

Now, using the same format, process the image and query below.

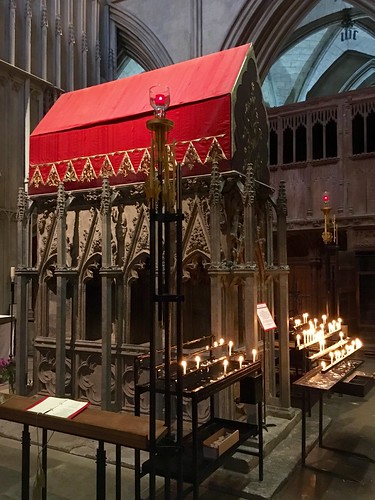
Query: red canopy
29,44,254,195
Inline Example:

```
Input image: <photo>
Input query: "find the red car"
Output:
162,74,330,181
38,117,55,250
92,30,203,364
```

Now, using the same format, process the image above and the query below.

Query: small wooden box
336,375,374,398
202,428,239,459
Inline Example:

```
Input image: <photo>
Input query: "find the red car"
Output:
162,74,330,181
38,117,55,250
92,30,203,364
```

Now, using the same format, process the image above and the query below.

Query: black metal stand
21,424,30,500
10,276,15,358
297,361,374,481
96,441,106,499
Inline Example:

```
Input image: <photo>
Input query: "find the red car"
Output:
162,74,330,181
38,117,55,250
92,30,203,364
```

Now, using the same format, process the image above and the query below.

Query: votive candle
195,355,200,370
228,340,233,357
238,355,244,369
252,348,257,363
223,359,228,375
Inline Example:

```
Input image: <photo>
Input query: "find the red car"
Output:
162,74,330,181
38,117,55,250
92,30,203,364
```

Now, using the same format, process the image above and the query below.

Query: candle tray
202,428,239,459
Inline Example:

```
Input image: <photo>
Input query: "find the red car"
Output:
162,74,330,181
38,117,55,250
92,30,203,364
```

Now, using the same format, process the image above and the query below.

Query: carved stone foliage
220,180,245,266
182,196,211,263
354,229,375,248
37,209,56,265
123,203,150,269
37,350,71,396
232,53,270,201
122,362,150,413
77,354,115,405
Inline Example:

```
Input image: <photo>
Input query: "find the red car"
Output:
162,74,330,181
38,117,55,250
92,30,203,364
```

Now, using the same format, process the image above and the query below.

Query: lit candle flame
181,360,187,375
238,355,244,369
195,355,201,370
223,358,229,375
228,340,233,356
252,348,257,363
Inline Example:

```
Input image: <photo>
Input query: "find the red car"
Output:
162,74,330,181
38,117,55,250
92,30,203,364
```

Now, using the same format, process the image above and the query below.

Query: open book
27,396,89,419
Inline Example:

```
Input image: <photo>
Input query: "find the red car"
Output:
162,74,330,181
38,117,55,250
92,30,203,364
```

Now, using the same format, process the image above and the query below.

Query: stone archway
222,0,375,79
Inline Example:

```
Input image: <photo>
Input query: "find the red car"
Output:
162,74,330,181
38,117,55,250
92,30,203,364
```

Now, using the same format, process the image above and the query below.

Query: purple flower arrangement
0,357,15,393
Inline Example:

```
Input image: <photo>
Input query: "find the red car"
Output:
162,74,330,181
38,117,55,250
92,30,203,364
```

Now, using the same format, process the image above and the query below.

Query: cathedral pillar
41,0,48,80
24,1,32,73
8,0,16,65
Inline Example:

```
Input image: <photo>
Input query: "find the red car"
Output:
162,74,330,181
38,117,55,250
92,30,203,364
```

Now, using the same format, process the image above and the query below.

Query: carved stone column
8,0,16,65
275,180,291,410
242,163,258,358
55,9,62,88
100,177,113,410
67,22,75,91
15,188,30,395
40,0,48,80
55,183,68,397
208,160,224,338
24,1,32,73
265,200,276,400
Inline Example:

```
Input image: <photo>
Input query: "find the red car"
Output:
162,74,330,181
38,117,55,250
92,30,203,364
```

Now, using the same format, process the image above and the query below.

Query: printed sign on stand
257,303,277,331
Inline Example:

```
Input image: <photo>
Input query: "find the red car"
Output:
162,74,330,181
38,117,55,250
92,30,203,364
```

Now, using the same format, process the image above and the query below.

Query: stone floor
0,350,374,499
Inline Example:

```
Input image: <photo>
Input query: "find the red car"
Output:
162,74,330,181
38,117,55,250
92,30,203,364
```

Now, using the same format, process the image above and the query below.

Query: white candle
213,341,218,348
321,361,326,370
322,314,327,325
219,338,224,346
339,331,344,341
355,338,362,349
10,266,15,282
238,355,244,369
296,334,301,348
228,340,233,357
181,360,187,375
195,355,200,370
252,348,257,363
314,318,318,328
329,351,334,364
223,359,228,375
